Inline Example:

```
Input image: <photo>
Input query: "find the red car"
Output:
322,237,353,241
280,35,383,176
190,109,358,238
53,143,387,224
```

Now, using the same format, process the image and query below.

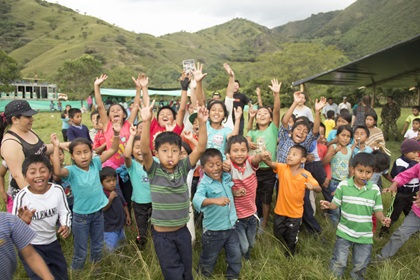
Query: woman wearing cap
0,100,68,212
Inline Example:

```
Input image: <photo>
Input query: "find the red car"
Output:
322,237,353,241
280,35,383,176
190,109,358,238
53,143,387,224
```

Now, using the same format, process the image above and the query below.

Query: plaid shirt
276,125,318,163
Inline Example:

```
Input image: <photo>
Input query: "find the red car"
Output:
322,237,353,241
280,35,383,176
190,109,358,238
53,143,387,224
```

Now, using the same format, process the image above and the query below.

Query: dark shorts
256,168,276,204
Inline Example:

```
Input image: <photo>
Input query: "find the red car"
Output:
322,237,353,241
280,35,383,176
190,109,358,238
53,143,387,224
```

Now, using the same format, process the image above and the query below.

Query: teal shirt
193,172,237,232
127,160,151,204
63,157,108,214
206,122,232,159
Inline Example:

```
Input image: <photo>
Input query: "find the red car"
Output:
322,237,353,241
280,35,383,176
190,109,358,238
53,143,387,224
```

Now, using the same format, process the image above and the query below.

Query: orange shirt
274,163,319,218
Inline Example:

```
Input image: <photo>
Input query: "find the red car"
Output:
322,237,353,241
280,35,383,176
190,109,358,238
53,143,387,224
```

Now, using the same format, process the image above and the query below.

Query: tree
0,49,21,93
55,54,102,102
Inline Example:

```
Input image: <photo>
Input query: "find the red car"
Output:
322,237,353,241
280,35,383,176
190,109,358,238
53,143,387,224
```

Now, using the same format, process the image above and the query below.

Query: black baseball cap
5,100,38,118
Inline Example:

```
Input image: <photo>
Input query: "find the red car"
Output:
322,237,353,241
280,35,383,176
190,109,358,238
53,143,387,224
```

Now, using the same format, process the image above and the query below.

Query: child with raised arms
123,124,152,250
139,98,208,280
320,153,391,279
13,154,71,279
50,122,121,270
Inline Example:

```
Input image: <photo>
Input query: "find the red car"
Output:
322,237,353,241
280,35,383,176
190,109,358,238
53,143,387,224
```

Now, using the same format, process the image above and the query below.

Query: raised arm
189,104,208,166
224,63,235,99
123,124,137,168
99,123,121,163
139,100,156,171
268,79,282,128
94,74,110,129
261,150,277,169
282,91,303,128
256,87,263,107
176,73,191,128
192,63,207,106
313,97,327,135
129,74,147,123
50,134,69,178
228,107,243,138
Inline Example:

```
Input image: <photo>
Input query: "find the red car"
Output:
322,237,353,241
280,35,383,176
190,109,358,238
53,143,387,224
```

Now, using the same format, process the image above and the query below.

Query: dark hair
22,154,52,176
291,120,311,134
90,110,99,120
337,109,352,124
372,150,390,173
337,125,353,139
68,108,82,119
0,115,13,146
157,106,177,120
107,103,128,122
319,122,326,131
365,111,378,123
351,152,375,168
155,132,182,151
69,138,92,154
200,148,223,166
226,135,249,154
181,142,192,155
281,113,296,125
295,116,313,129
353,125,370,137
207,100,228,123
412,106,420,111
413,118,420,124
289,145,307,158
327,110,335,119
234,79,241,87
99,166,116,183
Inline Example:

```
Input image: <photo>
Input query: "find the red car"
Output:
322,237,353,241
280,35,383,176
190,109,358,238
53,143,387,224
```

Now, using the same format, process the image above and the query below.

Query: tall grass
2,108,420,279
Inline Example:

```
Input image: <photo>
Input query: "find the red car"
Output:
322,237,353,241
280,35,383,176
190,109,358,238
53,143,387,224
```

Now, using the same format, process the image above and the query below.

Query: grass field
2,107,420,280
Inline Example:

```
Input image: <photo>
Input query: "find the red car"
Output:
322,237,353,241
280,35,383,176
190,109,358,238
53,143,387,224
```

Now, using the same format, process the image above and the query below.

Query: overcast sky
47,0,357,37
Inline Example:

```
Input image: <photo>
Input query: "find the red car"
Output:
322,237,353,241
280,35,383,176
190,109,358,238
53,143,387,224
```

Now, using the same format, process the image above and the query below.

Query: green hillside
1,0,420,98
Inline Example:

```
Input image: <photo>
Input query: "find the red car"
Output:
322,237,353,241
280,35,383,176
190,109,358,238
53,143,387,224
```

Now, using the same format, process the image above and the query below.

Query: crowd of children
1,64,420,280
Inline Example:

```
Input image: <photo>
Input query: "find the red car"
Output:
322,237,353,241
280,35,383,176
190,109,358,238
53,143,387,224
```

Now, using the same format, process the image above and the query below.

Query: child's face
25,162,52,194
256,108,272,126
71,113,83,126
228,142,249,166
71,143,93,171
291,124,309,144
158,109,175,127
132,140,143,163
286,147,306,166
352,164,374,187
337,129,352,146
109,104,126,124
404,151,420,161
365,116,375,128
156,143,181,171
180,146,189,160
412,121,420,131
192,118,199,134
209,103,225,124
102,176,117,192
336,116,349,127
354,128,368,145
203,155,223,181
413,108,419,116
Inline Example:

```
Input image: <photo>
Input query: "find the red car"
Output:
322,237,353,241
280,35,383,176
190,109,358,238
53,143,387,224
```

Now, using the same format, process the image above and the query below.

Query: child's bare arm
129,74,146,123
139,100,155,171
224,63,235,100
99,123,121,163
176,73,190,128
251,153,264,166
94,143,106,155
229,107,243,138
269,79,282,128
261,151,276,169
94,74,109,128
374,211,391,227
322,145,339,165
50,134,69,178
124,205,132,225
282,91,303,128
320,200,338,210
193,63,207,106
123,124,137,168
313,97,326,135
189,105,208,166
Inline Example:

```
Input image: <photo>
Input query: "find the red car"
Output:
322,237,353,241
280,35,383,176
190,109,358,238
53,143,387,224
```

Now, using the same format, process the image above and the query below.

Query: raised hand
18,206,35,224
139,99,155,122
50,133,60,147
315,96,327,111
183,130,194,140
234,107,243,120
192,62,207,82
269,79,282,94
132,73,149,88
129,124,137,136
94,74,108,86
293,91,305,104
223,63,234,77
249,107,257,119
197,105,209,123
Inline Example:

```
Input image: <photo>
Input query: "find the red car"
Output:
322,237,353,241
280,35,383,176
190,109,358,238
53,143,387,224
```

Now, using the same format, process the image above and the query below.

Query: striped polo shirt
332,178,383,244
146,157,192,227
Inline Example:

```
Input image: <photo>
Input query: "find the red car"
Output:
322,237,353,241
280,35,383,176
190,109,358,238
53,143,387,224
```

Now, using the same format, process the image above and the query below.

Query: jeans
327,179,341,225
330,236,372,280
71,210,104,270
199,228,241,279
152,226,193,280
104,228,125,252
236,215,258,259
380,210,420,259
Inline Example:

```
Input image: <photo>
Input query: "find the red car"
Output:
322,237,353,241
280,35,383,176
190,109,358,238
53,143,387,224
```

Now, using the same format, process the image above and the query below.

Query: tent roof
292,34,420,88
100,87,183,97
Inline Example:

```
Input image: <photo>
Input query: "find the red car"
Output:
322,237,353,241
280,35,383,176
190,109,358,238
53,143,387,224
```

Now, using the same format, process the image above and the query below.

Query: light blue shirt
127,160,151,204
352,145,373,157
63,157,108,214
206,122,232,159
193,172,237,232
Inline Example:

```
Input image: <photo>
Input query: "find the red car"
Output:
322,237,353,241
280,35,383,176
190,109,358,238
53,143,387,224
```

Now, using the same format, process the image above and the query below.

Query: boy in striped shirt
320,153,391,279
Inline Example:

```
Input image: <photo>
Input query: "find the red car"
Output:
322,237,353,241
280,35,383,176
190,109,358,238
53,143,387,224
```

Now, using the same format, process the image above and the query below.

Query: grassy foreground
1,107,419,280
